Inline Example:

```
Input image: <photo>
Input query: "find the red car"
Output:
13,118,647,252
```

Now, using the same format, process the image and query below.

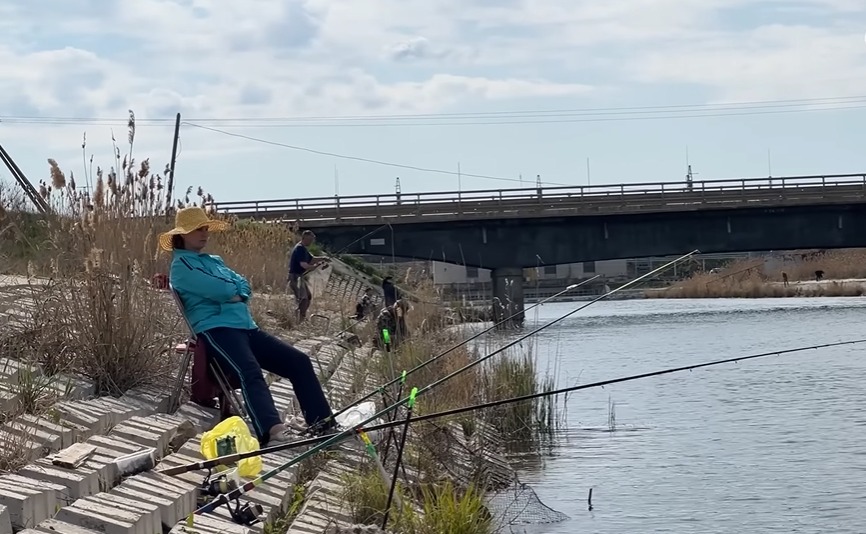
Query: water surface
494,297,866,533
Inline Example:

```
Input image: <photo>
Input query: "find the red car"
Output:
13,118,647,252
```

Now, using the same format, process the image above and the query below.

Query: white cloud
628,23,866,101
1,0,864,163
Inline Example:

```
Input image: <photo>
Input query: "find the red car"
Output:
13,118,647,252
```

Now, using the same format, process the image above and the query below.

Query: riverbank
646,277,866,299
1,139,562,533
645,248,866,299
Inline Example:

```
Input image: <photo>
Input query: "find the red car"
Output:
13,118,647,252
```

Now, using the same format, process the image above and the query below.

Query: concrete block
19,460,100,502
175,403,219,432
111,486,177,529
0,480,55,531
86,435,147,458
123,473,197,524
89,493,160,534
34,518,104,534
56,499,144,534
4,420,63,453
14,414,77,449
50,374,94,399
109,424,166,456
85,398,144,427
0,473,68,507
169,513,253,534
0,504,10,534
0,358,41,384
121,387,171,413
54,402,108,434
0,384,19,415
0,429,43,461
82,455,121,491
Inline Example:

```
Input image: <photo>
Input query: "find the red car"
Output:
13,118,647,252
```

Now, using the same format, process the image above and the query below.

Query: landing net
486,480,569,532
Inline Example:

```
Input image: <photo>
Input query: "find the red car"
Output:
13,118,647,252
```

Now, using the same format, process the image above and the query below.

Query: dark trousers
288,274,311,321
200,327,333,442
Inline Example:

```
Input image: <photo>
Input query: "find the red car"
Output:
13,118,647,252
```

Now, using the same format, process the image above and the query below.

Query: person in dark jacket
382,276,399,307
287,230,328,322
161,208,337,446
354,288,375,320
374,299,410,350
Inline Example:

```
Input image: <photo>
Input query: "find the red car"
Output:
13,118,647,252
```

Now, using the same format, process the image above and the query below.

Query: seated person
354,288,375,320
160,207,338,446
374,299,410,350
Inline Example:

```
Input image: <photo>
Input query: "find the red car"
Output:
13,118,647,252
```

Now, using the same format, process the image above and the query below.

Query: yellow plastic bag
199,416,262,479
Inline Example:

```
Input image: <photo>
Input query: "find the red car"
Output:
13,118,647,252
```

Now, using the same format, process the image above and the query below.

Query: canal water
502,297,866,534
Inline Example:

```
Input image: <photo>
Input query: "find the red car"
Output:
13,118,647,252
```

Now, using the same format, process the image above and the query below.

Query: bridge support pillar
491,267,524,328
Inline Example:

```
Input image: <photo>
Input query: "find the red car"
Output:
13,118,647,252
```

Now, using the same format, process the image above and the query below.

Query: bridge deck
211,173,866,226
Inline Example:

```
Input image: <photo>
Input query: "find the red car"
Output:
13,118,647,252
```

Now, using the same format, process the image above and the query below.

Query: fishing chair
167,282,250,423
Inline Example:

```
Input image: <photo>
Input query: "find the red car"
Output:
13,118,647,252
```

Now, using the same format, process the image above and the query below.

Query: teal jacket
170,249,257,334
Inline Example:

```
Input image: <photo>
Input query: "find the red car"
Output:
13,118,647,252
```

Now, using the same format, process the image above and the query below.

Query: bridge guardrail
210,173,866,223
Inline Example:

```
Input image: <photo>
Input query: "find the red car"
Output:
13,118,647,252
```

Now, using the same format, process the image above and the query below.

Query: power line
1,95,864,127
181,121,571,186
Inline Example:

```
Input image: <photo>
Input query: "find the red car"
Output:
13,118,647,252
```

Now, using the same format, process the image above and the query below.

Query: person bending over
161,207,337,445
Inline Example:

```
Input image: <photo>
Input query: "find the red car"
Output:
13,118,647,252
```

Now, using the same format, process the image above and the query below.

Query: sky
1,0,865,206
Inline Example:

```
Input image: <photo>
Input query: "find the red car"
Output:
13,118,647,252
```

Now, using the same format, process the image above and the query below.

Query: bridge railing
210,172,866,221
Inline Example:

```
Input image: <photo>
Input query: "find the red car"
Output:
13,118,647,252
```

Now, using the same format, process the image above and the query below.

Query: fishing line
304,274,601,434
160,336,866,477
186,251,696,517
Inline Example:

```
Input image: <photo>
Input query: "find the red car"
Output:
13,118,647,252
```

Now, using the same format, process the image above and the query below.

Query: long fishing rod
162,332,866,477
303,274,601,434
298,224,390,280
189,252,697,517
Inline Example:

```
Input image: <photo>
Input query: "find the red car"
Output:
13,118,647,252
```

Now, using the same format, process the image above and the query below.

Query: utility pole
457,162,462,192
0,142,49,214
685,146,695,191
166,112,181,219
395,177,401,205
586,157,591,186
334,165,339,197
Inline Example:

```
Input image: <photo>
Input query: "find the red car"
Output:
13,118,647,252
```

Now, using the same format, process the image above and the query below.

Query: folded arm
171,256,242,303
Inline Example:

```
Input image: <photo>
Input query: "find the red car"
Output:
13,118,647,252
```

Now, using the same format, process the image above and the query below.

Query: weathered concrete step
54,495,155,534
0,359,41,384
109,414,194,459
168,513,253,534
31,518,104,534
0,504,10,534
18,459,101,503
0,475,59,531
0,384,20,414
111,471,198,529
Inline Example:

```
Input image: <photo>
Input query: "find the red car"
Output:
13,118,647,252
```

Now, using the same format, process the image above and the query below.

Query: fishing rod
297,224,390,280
302,274,602,435
189,251,697,519
162,333,866,477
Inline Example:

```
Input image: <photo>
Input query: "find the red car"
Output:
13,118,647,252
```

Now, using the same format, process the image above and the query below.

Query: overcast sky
1,0,864,203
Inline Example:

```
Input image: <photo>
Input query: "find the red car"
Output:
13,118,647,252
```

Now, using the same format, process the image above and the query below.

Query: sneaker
283,415,308,433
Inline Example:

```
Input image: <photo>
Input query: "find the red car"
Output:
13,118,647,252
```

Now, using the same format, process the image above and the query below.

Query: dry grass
648,249,866,298
0,115,308,396
340,465,491,534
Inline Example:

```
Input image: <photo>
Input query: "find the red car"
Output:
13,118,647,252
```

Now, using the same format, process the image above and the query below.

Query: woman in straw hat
160,207,338,445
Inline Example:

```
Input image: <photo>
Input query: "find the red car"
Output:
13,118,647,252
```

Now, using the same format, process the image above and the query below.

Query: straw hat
158,207,229,251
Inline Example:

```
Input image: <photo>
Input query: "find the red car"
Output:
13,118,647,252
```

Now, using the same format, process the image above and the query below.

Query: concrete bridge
212,172,866,325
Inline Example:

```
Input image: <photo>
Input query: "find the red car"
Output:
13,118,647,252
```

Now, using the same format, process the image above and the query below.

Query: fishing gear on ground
177,252,698,522
160,336,866,480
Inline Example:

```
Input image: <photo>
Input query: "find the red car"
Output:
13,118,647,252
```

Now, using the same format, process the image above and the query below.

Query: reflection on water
481,297,866,534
